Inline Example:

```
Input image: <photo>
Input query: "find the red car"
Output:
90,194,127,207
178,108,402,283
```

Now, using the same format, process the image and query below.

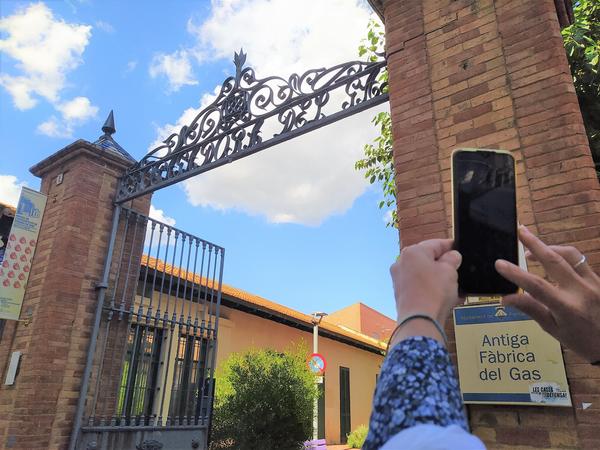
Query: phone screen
453,150,518,295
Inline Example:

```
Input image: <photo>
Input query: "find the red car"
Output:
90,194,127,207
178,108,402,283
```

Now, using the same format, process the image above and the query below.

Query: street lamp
311,311,328,353
311,311,327,441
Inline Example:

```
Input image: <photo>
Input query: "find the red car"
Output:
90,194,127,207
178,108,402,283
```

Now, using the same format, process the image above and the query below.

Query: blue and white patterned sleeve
363,336,468,450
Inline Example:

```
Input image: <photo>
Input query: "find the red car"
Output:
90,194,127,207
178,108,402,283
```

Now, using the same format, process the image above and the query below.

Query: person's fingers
518,226,578,286
495,259,568,313
525,245,594,280
502,293,559,336
546,245,595,280
417,239,454,260
438,250,462,269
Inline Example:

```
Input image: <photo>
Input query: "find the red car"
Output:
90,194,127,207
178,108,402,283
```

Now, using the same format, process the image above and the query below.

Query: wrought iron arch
116,50,388,202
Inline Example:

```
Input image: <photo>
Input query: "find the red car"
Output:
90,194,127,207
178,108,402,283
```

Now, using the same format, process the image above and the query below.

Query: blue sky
0,0,400,319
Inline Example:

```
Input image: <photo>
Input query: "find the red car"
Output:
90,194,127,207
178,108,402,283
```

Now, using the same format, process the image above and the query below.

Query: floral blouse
363,336,468,450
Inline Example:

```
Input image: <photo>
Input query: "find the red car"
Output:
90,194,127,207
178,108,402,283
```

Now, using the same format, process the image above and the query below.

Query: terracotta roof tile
141,255,387,352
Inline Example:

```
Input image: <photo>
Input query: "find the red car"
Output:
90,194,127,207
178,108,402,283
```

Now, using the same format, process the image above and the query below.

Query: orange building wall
324,303,362,334
359,304,396,340
216,304,385,444
325,302,396,340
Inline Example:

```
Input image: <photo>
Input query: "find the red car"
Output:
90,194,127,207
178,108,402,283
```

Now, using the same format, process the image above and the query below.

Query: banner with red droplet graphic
0,187,47,320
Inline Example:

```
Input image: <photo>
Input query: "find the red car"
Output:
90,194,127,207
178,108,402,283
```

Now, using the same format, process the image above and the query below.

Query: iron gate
70,50,386,450
71,205,225,450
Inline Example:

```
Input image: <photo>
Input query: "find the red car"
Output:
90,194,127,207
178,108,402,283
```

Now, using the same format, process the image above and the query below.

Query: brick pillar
0,140,150,450
383,0,600,448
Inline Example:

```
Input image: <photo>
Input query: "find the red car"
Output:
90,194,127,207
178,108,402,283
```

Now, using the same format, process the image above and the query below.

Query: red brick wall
0,143,150,450
383,0,600,448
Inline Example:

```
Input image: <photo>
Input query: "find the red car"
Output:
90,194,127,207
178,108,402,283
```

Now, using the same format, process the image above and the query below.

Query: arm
363,336,467,450
363,239,468,450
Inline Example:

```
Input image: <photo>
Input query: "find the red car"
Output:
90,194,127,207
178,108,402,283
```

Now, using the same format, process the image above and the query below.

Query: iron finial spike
233,49,246,72
102,110,116,136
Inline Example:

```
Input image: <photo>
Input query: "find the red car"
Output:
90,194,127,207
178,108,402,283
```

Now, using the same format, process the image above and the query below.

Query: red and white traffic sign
307,353,326,375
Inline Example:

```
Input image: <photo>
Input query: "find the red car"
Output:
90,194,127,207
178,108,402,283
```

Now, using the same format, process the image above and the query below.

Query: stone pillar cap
30,139,134,178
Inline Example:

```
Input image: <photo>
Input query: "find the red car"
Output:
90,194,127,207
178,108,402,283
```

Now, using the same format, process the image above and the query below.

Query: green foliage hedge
347,424,368,448
562,0,600,172
210,345,317,450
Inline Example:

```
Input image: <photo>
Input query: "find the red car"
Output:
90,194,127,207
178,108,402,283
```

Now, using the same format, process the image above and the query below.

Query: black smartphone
452,149,519,296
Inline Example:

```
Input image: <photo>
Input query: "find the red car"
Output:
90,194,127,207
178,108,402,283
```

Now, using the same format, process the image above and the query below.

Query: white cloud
0,2,92,109
0,75,37,109
125,60,138,74
149,50,198,92
56,96,98,122
150,0,385,225
37,116,72,138
149,204,176,227
37,96,98,138
189,0,375,75
183,108,382,225
0,3,98,138
0,175,27,207
95,20,114,33
147,205,177,244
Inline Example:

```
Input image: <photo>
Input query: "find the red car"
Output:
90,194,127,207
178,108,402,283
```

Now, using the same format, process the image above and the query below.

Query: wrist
388,314,448,352
396,304,447,325
389,319,446,349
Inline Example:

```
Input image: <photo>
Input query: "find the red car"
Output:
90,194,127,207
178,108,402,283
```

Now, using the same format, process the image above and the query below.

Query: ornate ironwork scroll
116,50,388,202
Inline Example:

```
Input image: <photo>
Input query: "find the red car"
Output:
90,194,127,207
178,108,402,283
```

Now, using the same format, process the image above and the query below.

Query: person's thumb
438,250,462,269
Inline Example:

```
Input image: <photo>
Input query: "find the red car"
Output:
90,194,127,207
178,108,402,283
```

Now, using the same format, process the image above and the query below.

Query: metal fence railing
72,205,224,450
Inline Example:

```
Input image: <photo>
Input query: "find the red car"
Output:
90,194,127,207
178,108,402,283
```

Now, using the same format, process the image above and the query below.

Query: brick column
0,140,150,450
383,0,600,448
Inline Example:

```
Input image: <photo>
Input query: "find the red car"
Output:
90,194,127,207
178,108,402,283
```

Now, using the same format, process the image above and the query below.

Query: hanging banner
0,187,47,320
453,303,571,406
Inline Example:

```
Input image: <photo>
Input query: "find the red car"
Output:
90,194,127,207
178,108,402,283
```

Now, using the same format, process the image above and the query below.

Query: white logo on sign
529,382,570,406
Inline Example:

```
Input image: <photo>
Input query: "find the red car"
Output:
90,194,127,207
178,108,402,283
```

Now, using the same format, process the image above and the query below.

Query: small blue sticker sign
307,353,326,375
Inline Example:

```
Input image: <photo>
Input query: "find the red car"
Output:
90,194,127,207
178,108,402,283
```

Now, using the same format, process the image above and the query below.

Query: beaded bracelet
386,313,449,353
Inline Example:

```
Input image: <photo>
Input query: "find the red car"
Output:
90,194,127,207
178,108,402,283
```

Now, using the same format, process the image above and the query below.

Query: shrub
210,345,317,450
347,424,368,449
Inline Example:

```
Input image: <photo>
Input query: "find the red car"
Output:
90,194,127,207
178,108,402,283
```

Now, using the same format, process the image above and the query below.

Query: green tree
562,0,600,174
210,345,317,450
357,6,600,229
355,20,396,228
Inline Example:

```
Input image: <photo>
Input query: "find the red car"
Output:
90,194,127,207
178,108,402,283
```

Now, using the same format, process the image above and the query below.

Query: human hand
391,239,462,327
495,226,600,363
